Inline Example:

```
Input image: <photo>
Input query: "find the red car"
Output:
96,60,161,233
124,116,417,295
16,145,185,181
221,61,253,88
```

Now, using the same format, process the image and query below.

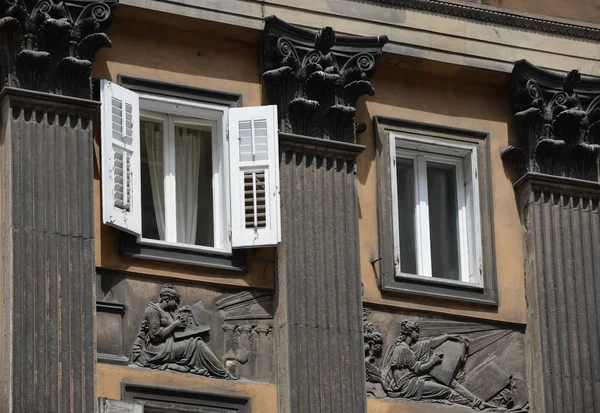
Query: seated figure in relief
130,283,236,379
381,320,495,410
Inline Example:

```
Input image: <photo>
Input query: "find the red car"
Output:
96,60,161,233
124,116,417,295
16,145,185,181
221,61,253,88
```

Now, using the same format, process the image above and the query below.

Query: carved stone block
363,308,529,412
96,269,275,382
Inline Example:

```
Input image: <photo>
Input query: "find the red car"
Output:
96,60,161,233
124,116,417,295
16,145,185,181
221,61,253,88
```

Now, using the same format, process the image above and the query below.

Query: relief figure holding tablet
130,283,236,379
381,320,494,410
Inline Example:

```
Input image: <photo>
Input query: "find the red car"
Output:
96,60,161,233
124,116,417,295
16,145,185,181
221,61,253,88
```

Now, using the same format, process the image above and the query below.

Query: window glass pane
140,120,165,241
174,124,214,247
427,161,460,280
396,157,417,274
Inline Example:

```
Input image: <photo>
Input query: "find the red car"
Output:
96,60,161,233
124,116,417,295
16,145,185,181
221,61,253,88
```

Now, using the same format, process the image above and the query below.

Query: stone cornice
502,60,600,182
359,0,600,41
0,0,118,99
262,15,388,144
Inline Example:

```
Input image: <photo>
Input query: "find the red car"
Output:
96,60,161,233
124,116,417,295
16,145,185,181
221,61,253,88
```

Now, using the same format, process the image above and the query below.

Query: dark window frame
374,116,498,306
116,76,247,272
122,382,250,413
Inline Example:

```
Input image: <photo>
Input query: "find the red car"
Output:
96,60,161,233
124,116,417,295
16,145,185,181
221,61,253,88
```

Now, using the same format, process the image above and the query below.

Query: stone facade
0,1,598,413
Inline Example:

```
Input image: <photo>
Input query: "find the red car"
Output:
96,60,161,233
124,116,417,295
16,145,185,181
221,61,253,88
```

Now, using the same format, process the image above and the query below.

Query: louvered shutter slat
100,79,142,235
229,105,280,248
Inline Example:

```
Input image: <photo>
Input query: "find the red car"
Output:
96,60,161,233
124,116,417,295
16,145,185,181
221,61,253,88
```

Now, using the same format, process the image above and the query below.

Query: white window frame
137,94,232,255
389,132,482,285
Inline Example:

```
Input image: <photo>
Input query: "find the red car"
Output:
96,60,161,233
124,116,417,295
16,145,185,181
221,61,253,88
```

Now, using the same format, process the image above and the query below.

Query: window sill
381,271,498,306
120,232,248,272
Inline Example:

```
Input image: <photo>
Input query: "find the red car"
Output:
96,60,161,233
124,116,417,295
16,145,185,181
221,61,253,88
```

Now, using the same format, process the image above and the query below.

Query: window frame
375,116,498,306
116,76,248,271
390,135,482,285
137,95,231,255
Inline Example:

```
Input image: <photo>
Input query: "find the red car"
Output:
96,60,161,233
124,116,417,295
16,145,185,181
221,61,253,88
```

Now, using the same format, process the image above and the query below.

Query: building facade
0,0,599,412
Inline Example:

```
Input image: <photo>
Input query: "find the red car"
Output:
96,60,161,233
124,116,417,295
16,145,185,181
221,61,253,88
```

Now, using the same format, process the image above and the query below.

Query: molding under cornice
358,0,600,41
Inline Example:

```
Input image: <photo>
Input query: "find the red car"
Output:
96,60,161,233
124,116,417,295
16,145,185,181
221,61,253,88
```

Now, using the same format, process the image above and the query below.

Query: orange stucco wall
97,364,277,408
358,61,525,324
92,11,275,290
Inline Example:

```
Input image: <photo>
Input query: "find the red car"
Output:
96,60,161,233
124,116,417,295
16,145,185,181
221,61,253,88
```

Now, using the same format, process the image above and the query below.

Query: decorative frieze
363,308,529,412
261,16,388,143
0,0,117,98
95,270,276,383
502,60,600,181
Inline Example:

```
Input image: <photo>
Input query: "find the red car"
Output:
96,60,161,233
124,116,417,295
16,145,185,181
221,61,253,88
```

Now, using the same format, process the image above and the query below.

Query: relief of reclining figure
381,320,499,411
130,283,236,379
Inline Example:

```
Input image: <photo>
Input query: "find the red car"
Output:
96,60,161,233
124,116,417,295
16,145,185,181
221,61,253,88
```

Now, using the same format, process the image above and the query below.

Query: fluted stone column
504,60,600,413
262,16,388,413
0,1,116,412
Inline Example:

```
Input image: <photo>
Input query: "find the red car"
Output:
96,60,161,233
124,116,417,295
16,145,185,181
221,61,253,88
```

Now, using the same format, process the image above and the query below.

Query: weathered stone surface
515,173,600,413
0,88,99,412
275,132,367,413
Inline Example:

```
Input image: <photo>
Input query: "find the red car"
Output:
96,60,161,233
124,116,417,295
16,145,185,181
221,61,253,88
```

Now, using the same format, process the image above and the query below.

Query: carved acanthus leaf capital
504,60,600,182
261,15,388,143
0,0,118,99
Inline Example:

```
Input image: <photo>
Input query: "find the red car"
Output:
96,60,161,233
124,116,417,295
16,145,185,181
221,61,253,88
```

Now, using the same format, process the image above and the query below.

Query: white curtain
143,122,166,240
175,127,202,244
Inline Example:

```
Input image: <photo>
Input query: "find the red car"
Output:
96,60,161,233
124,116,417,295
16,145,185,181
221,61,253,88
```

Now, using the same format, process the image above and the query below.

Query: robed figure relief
381,320,495,410
130,284,236,379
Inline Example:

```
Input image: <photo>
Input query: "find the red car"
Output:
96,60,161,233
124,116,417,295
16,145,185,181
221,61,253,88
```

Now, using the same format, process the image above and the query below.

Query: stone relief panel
364,307,529,412
96,269,275,382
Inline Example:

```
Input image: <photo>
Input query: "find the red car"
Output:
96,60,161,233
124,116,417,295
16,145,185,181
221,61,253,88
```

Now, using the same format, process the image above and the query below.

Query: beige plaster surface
97,364,277,407
91,16,275,290
473,0,600,25
368,397,487,413
119,0,600,75
358,63,526,325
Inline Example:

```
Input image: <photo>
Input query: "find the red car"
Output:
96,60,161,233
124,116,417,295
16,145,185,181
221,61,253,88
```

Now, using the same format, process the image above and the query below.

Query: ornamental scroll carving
0,0,117,98
502,60,600,181
363,309,529,412
261,16,388,143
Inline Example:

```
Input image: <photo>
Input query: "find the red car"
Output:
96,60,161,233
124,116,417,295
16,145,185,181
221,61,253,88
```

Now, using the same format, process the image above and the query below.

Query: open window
100,79,281,268
375,117,497,305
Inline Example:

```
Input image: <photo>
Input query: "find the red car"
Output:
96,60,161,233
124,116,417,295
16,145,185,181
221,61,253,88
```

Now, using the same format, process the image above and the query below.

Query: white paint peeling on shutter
100,79,141,235
228,105,280,248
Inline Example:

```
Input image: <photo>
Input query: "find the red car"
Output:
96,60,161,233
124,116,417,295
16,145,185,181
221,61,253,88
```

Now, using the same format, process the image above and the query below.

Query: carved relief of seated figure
130,283,236,379
381,320,496,411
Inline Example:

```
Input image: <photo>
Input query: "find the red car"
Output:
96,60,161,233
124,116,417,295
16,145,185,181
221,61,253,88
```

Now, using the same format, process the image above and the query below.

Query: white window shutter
228,105,280,248
100,79,142,235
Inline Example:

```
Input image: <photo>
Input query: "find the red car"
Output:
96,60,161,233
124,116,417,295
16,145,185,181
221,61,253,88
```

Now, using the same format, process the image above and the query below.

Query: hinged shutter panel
228,105,280,248
100,79,142,235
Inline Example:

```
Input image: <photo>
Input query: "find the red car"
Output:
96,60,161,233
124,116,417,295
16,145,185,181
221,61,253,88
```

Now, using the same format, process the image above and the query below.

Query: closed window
390,136,482,285
375,117,497,305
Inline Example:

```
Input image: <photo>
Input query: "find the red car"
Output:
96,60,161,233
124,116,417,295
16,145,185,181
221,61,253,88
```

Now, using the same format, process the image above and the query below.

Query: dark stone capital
261,15,388,143
0,0,118,99
502,60,600,182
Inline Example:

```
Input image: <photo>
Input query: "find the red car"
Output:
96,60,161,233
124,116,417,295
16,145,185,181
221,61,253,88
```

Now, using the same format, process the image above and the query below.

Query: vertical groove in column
554,196,570,413
589,205,600,411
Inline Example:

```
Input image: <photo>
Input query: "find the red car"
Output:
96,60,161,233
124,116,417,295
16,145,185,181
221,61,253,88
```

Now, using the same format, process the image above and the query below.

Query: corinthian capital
503,60,600,181
0,0,118,98
261,15,388,143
